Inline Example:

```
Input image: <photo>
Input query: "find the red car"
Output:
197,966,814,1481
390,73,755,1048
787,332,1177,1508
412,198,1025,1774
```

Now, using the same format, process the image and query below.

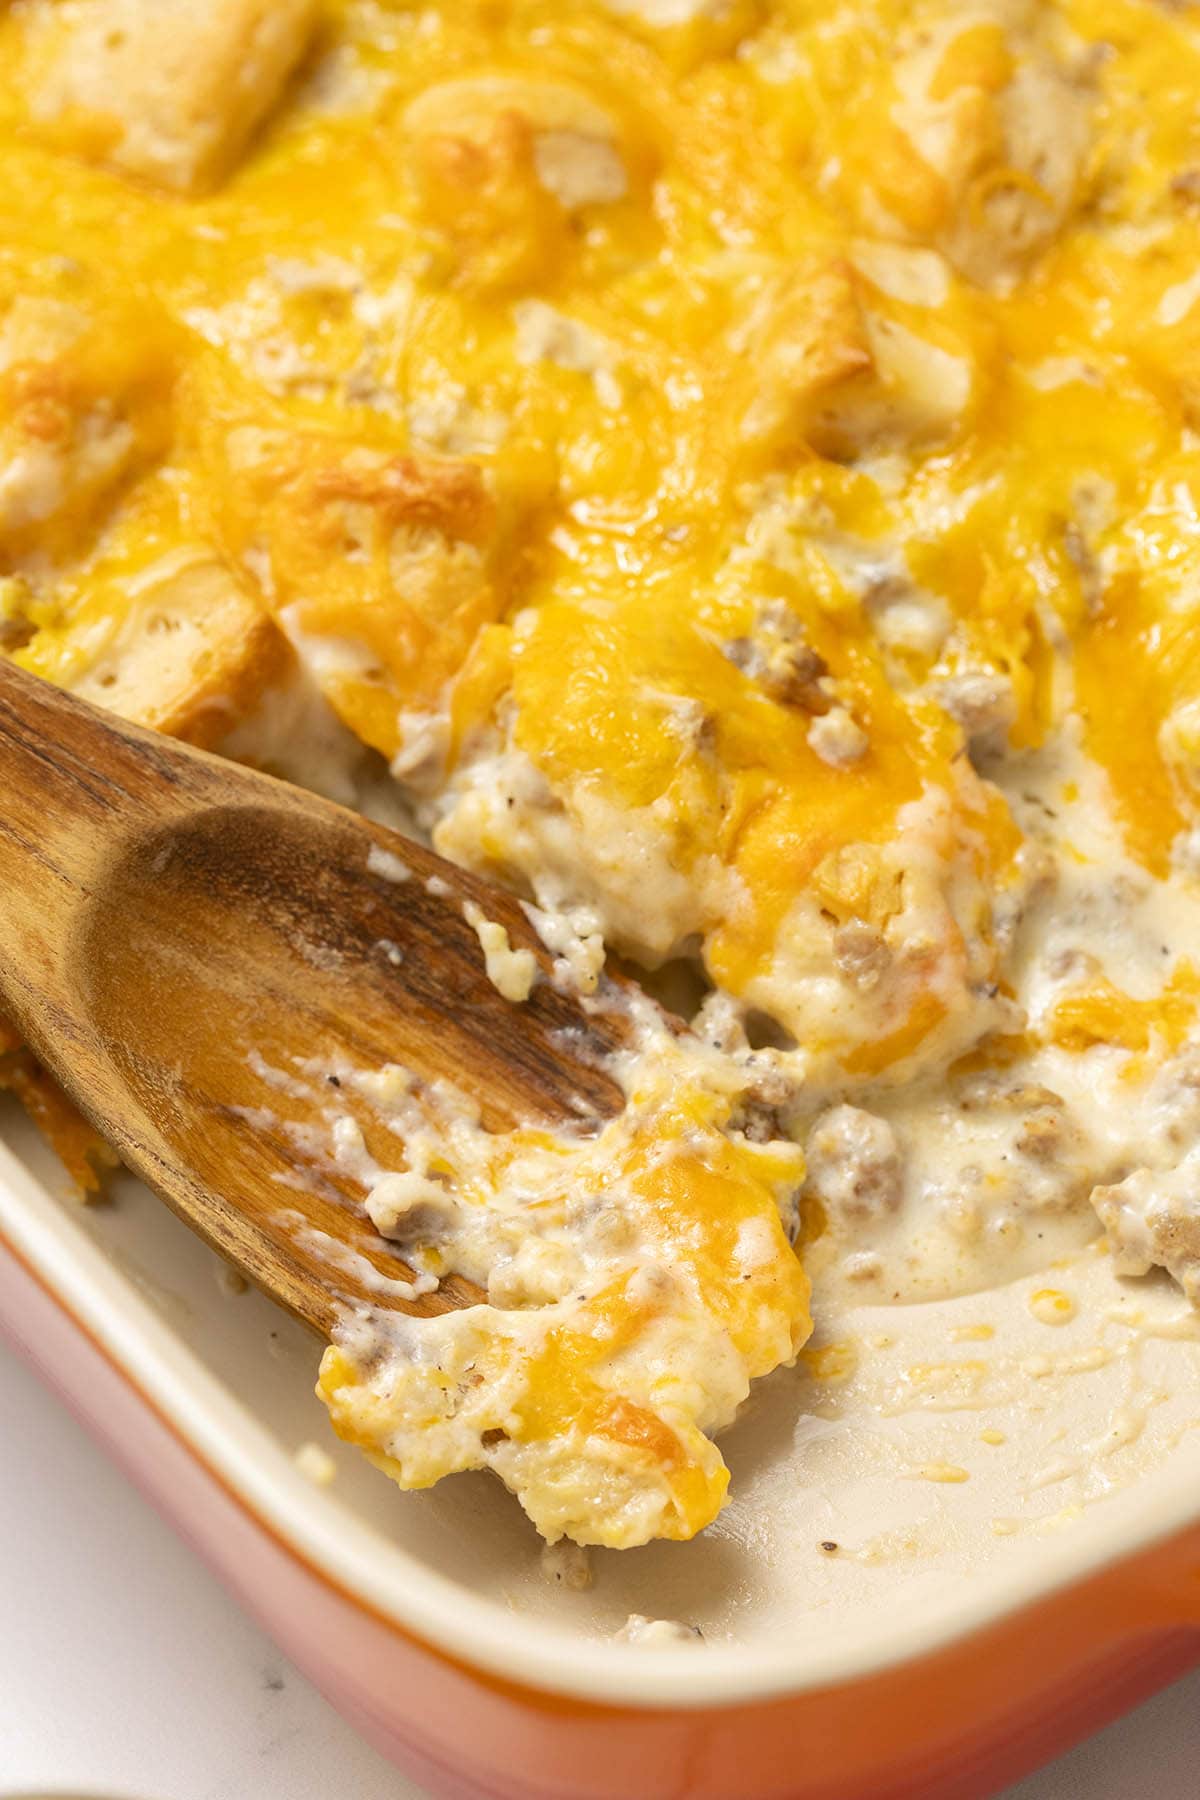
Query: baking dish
3,1096,1199,1800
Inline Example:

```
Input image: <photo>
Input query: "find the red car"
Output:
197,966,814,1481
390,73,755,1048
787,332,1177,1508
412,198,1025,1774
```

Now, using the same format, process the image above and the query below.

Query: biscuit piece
29,0,319,193
406,77,634,291
0,290,172,556
0,1044,117,1194
0,965,111,1193
865,10,1092,288
737,260,973,463
63,552,288,747
406,77,629,213
196,388,501,774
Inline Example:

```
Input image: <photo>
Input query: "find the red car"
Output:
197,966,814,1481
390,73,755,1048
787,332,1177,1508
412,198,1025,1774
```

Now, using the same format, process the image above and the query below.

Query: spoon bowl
0,659,631,1334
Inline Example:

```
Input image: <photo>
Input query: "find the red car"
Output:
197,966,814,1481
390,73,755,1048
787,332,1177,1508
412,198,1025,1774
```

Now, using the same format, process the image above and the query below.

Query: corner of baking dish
2,1122,1200,1715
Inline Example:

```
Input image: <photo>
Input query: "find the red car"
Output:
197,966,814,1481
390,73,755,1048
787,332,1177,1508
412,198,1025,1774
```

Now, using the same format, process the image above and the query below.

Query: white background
2,1338,1198,1800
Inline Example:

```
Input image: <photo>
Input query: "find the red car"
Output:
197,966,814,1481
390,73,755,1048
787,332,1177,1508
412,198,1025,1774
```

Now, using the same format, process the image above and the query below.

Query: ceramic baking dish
2,1093,1200,1800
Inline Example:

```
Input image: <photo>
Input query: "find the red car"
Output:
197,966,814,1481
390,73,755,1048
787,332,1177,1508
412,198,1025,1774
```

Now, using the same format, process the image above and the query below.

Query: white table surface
2,1338,1198,1800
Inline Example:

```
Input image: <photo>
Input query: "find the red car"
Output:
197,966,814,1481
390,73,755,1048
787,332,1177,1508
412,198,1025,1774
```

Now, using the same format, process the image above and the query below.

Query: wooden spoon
0,658,631,1335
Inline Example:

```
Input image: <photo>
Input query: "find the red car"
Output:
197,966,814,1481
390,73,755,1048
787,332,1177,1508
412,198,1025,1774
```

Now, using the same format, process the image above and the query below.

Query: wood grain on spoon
0,658,631,1336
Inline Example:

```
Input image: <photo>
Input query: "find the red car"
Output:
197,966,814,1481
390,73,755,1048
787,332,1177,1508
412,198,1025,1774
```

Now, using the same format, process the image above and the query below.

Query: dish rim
3,1126,1199,1715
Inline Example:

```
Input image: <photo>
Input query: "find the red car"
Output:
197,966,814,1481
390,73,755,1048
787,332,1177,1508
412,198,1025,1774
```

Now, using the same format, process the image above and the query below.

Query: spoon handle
0,657,204,1039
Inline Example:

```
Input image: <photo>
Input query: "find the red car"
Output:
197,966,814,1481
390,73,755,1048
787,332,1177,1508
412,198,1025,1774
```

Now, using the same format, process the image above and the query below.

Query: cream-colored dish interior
7,1096,1200,1692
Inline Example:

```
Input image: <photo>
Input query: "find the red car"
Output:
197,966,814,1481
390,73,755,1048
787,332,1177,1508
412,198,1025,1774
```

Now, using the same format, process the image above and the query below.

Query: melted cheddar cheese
7,0,1200,1546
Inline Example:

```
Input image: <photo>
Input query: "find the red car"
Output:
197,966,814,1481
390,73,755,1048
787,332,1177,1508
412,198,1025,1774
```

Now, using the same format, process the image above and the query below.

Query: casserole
3,1100,1199,1800
5,0,1200,1553
5,2,1200,1791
